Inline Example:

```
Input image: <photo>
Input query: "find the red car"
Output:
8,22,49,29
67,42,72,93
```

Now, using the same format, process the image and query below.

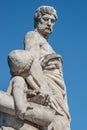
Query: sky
0,0,87,129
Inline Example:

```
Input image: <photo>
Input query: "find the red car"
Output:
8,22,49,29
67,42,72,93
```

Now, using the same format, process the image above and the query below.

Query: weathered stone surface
0,91,55,127
0,5,71,130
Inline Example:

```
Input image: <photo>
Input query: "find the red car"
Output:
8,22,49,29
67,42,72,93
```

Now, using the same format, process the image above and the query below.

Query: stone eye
51,19,55,23
43,17,49,21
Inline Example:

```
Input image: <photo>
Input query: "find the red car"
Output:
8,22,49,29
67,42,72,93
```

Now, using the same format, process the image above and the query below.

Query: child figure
7,50,50,120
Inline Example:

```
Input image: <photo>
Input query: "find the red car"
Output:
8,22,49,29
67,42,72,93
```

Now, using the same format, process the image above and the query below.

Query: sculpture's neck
34,29,49,41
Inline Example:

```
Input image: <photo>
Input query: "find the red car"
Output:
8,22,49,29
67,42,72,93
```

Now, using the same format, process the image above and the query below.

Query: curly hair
34,6,58,28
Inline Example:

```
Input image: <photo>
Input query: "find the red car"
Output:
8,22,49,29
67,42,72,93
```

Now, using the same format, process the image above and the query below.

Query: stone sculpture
0,5,71,130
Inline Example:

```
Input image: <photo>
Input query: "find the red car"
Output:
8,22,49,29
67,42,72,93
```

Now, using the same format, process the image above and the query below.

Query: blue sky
0,0,87,129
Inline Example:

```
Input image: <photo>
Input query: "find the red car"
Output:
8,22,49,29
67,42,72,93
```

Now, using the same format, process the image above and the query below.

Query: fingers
26,89,40,98
26,103,33,110
15,109,25,120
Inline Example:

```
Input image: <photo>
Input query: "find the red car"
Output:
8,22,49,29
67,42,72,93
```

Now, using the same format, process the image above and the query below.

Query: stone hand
15,103,33,120
26,89,39,98
38,92,50,106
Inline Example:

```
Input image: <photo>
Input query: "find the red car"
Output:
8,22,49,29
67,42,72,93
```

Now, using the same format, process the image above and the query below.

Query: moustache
45,27,52,32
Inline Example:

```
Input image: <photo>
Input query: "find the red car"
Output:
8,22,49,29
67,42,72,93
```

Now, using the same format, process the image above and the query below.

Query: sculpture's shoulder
25,31,35,37
24,30,39,40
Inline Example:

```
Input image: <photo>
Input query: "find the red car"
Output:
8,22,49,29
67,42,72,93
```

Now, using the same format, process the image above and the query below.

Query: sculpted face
37,14,56,37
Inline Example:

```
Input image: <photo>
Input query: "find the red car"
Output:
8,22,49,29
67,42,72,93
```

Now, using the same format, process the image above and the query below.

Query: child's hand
15,103,33,120
38,92,50,106
15,104,26,120
25,89,39,98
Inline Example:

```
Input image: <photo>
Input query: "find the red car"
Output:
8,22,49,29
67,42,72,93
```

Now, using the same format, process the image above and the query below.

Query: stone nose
47,20,52,26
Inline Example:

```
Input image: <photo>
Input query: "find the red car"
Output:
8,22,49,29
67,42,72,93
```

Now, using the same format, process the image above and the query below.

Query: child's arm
11,76,33,120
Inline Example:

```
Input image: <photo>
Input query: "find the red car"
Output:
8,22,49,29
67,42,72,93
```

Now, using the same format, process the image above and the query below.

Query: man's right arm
24,31,51,95
24,31,43,88
24,31,40,60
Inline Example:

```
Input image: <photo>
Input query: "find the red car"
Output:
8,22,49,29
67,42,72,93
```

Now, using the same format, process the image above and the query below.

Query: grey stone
0,5,71,130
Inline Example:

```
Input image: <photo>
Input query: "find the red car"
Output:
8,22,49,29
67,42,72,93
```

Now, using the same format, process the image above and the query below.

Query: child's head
8,50,33,77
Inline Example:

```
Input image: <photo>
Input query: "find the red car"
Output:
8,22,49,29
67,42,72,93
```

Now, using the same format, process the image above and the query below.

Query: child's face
16,64,31,78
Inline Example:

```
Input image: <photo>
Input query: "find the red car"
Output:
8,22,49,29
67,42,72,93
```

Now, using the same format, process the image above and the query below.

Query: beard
37,24,53,35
